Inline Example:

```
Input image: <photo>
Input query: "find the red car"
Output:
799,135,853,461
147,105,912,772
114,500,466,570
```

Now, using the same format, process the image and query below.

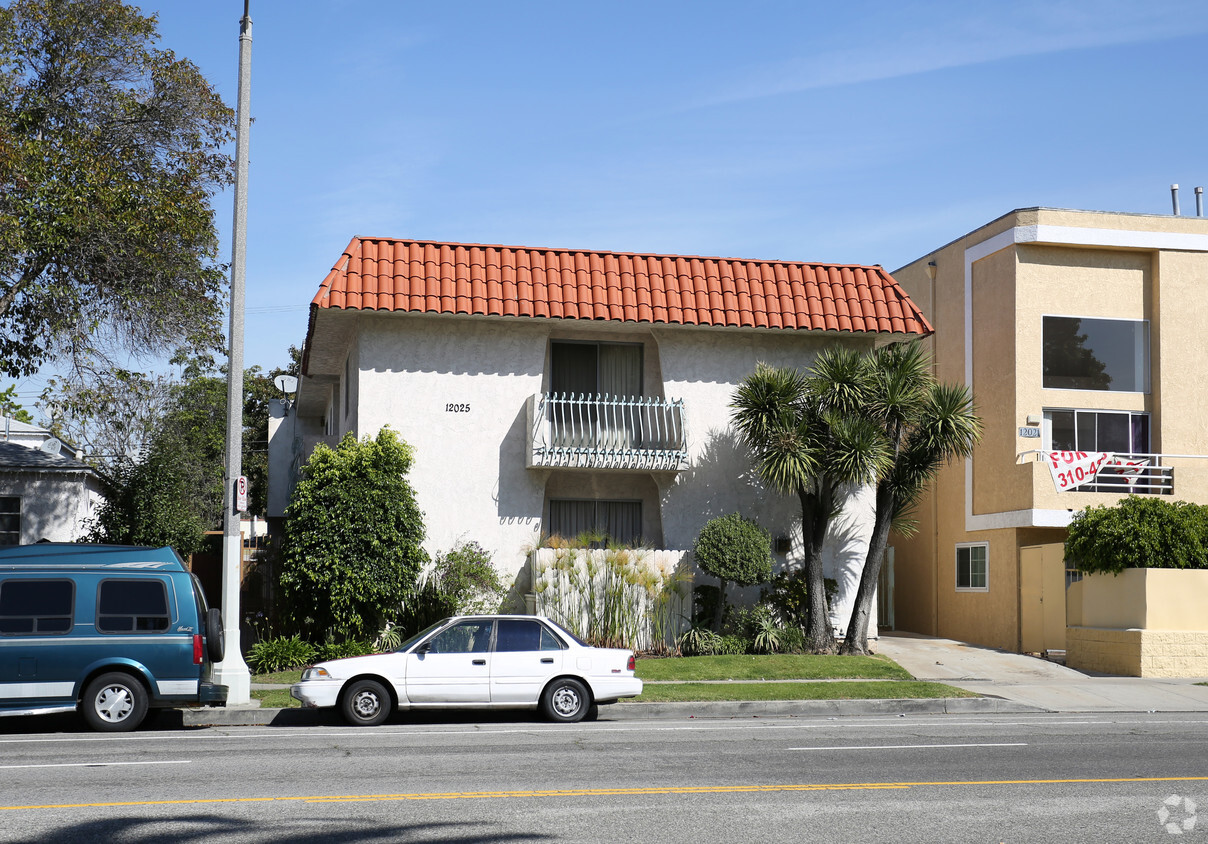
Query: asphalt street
1,712,1206,843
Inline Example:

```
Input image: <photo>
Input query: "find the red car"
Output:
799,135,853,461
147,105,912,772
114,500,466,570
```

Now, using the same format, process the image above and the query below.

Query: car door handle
472,659,486,665
541,658,554,664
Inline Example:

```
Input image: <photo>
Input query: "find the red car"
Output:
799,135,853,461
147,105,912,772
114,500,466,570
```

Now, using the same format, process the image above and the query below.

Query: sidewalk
174,632,1208,727
877,632,1208,713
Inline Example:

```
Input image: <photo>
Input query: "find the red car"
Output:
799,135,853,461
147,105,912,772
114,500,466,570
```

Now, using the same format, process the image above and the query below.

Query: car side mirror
415,642,431,655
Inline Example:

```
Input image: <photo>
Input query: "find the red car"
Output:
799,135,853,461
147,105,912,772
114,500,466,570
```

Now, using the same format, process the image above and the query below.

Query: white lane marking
0,760,190,770
789,742,1028,751
1,717,1205,745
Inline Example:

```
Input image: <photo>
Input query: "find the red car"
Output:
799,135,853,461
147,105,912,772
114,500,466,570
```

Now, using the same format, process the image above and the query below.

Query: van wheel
340,679,391,726
81,673,148,732
205,608,225,662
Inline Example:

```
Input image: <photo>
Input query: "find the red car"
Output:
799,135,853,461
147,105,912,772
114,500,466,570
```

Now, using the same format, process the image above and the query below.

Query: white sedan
290,615,643,726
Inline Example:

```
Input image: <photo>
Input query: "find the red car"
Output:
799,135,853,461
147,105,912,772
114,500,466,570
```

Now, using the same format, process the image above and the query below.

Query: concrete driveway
878,631,1208,713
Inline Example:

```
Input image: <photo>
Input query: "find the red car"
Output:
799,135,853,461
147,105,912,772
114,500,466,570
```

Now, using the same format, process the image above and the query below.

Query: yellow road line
4,777,1207,812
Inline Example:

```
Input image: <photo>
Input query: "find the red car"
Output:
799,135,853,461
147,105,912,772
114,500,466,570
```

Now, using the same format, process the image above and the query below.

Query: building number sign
445,403,470,413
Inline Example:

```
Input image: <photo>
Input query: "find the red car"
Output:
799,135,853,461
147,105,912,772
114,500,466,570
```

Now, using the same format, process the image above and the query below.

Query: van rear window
97,580,171,633
0,579,74,635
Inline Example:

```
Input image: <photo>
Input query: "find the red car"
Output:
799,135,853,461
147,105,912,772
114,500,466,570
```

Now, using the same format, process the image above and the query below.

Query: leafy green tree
1066,496,1208,575
0,0,232,382
731,348,889,653
0,384,32,423
279,428,428,642
836,342,980,655
87,359,286,553
693,514,774,631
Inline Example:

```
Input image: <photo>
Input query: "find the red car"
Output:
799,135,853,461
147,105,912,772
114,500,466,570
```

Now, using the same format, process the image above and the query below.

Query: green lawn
629,681,974,703
635,654,911,682
250,653,961,709
252,689,298,708
252,670,303,685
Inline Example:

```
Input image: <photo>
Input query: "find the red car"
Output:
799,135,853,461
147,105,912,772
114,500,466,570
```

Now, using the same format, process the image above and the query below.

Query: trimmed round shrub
693,514,774,631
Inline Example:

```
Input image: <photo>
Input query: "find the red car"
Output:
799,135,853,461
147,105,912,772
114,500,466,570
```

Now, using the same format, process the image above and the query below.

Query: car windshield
396,618,451,653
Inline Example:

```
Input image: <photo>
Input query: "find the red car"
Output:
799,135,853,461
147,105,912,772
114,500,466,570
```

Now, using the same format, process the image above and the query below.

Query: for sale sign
1046,451,1111,491
1045,451,1150,491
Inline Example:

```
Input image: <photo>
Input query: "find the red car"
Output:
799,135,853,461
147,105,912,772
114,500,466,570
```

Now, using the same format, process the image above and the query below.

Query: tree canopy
279,428,428,642
731,348,890,653
832,341,980,655
693,513,774,632
87,360,285,555
0,0,233,380
1066,496,1208,574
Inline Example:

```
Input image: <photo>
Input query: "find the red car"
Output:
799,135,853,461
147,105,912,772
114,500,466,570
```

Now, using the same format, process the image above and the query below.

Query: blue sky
15,0,1208,399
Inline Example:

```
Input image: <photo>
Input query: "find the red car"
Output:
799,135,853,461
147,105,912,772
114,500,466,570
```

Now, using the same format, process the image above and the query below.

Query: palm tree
838,341,981,655
731,349,889,653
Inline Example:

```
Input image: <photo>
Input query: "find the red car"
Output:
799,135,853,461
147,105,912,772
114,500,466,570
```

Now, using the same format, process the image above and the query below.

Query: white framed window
1042,315,1149,393
956,543,988,592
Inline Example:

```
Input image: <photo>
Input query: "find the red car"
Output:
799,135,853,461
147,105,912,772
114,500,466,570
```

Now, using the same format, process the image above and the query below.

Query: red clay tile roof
307,236,931,341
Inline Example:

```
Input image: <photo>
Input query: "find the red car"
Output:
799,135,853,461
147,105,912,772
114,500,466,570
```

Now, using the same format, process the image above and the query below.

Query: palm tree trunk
839,482,894,655
799,485,836,653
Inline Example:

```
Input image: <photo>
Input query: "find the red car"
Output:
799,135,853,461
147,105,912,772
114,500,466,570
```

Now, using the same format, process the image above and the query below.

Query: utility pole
212,0,253,705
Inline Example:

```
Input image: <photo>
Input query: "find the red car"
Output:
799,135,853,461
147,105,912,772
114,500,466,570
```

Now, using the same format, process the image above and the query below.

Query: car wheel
340,679,392,726
540,677,590,723
205,608,225,663
81,672,148,732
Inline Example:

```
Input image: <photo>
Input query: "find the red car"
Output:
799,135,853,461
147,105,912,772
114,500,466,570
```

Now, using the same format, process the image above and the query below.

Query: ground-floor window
0,497,19,546
548,499,642,546
956,543,988,591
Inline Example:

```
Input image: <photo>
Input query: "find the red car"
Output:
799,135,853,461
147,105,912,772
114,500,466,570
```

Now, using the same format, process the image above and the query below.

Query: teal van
0,543,227,731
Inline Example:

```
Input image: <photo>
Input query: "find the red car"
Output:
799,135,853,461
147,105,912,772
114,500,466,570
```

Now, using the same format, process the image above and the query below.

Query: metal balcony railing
528,393,688,471
1019,451,1175,494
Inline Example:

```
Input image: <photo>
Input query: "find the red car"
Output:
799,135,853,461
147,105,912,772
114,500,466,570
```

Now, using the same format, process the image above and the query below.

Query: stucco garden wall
1066,569,1208,677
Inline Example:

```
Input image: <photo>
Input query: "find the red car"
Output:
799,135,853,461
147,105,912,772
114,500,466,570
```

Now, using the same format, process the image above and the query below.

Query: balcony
1020,451,1179,495
527,393,688,472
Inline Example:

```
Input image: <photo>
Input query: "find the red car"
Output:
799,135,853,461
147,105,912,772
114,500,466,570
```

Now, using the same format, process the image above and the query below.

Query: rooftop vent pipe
1196,187,1204,217
1171,184,1180,215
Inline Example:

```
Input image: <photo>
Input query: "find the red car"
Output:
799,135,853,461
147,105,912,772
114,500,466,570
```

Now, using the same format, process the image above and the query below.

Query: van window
97,580,171,633
0,579,74,635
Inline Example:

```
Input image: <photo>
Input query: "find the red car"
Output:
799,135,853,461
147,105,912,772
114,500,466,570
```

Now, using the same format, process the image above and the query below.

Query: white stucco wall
286,311,884,635
356,314,550,578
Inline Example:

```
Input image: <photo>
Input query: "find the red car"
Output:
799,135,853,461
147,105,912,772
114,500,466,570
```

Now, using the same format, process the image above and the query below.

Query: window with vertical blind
550,341,642,398
548,499,642,546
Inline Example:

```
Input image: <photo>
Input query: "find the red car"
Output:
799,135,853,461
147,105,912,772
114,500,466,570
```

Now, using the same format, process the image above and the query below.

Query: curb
171,696,1047,728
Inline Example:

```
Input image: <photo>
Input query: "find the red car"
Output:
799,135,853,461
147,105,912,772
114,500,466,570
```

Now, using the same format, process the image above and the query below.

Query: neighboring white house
0,440,104,545
268,238,932,633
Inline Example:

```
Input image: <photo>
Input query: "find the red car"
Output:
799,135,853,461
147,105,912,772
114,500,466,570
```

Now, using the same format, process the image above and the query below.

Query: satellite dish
39,437,62,455
274,374,298,395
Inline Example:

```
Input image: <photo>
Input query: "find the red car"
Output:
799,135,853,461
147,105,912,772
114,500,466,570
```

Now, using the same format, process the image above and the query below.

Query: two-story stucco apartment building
890,208,1208,654
268,237,932,631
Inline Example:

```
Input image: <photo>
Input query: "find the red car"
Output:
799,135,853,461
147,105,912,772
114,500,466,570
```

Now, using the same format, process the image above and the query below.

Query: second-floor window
551,341,642,399
1045,409,1149,455
1042,316,1149,393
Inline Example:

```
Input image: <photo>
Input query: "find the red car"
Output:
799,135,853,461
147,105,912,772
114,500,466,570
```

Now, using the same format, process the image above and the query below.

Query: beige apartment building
890,207,1208,653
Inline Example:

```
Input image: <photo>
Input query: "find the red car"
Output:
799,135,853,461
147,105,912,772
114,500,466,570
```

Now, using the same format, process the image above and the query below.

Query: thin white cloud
693,0,1208,108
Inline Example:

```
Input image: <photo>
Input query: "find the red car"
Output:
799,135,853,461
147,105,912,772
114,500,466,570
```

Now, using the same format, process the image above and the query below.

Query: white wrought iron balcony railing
527,393,688,471
1018,451,1176,494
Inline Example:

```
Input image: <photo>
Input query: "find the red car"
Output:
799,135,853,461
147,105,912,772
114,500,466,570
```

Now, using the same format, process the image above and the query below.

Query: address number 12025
445,403,470,413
